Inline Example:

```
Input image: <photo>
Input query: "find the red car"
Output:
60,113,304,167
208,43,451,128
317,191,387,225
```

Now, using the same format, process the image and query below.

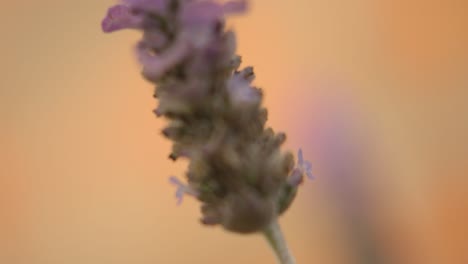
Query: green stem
263,219,296,264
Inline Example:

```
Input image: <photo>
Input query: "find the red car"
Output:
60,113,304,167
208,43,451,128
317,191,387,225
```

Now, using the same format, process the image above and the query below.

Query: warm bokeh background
1,0,467,263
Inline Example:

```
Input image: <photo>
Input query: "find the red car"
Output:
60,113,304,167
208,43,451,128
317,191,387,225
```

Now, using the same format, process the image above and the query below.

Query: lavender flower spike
101,1,313,263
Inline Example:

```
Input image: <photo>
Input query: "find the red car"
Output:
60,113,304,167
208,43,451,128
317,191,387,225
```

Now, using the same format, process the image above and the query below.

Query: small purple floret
169,176,198,205
122,0,168,13
101,5,143,33
180,1,224,25
169,176,187,205
136,36,190,80
222,0,248,14
227,75,260,105
297,148,313,179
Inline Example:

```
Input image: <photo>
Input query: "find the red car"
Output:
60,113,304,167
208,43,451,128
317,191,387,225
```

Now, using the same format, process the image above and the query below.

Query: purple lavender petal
180,1,224,25
227,75,260,105
169,176,199,205
179,1,236,48
287,168,304,186
137,36,190,80
122,0,168,14
297,149,313,179
101,5,143,33
142,29,168,51
175,189,184,205
304,161,313,179
169,176,183,186
297,148,304,167
222,0,248,14
169,176,186,205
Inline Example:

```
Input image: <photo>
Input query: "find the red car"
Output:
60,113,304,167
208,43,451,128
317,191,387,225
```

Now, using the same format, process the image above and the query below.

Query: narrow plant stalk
263,219,296,264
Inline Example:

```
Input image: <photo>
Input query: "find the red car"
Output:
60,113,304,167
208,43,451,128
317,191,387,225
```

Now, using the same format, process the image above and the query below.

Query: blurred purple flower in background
301,79,385,264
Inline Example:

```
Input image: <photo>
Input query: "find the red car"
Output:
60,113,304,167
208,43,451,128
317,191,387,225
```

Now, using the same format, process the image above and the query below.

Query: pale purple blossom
169,176,198,205
141,29,168,51
222,0,248,14
297,148,313,179
122,0,169,14
101,5,144,33
287,168,304,186
287,149,313,186
179,0,247,48
179,2,223,48
180,1,224,25
136,35,191,80
227,74,260,105
180,0,247,25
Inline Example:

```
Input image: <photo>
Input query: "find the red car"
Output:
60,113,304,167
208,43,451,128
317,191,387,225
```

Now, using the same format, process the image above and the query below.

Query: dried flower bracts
102,0,312,234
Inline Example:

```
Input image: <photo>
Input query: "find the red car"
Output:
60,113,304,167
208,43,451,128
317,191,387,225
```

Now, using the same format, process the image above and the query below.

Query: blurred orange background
1,0,467,263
